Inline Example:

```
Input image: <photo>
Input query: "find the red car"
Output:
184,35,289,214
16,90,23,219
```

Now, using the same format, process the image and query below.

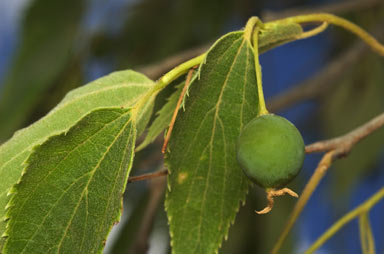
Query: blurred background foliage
0,0,384,253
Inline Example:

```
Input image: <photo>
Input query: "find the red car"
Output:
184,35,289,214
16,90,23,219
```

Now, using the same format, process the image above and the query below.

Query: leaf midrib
171,36,242,214
55,117,133,253
171,35,244,173
192,39,246,251
169,35,245,252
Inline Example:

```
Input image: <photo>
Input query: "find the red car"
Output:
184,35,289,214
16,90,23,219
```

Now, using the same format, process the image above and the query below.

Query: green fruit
236,114,305,189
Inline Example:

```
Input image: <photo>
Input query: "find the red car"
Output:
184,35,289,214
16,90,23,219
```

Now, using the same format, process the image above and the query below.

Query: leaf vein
15,112,130,253
12,111,126,224
19,173,90,254
193,39,245,251
56,117,132,252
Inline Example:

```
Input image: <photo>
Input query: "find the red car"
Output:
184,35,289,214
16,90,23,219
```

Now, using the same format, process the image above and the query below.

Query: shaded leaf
165,31,258,254
0,70,154,247
3,108,135,253
0,0,86,141
137,82,185,151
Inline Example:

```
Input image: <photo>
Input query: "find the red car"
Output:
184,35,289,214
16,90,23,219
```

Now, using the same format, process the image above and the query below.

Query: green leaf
0,70,154,248
259,21,303,53
3,108,136,253
165,31,258,254
136,82,185,151
0,0,86,141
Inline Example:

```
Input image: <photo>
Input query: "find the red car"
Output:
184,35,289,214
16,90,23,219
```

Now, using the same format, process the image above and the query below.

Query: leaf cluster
1,9,384,254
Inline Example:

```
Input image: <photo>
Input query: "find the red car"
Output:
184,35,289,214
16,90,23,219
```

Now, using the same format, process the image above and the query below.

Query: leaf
165,31,259,254
259,21,303,53
3,108,136,253
136,82,185,151
0,70,155,248
0,0,86,141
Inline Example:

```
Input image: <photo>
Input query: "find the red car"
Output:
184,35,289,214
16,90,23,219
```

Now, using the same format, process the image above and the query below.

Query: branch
271,151,335,254
268,16,384,113
262,0,383,21
271,112,384,254
128,169,168,183
306,112,384,154
135,0,384,82
129,112,384,187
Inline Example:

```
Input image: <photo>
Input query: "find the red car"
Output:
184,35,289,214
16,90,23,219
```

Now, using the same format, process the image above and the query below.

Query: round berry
237,114,305,189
